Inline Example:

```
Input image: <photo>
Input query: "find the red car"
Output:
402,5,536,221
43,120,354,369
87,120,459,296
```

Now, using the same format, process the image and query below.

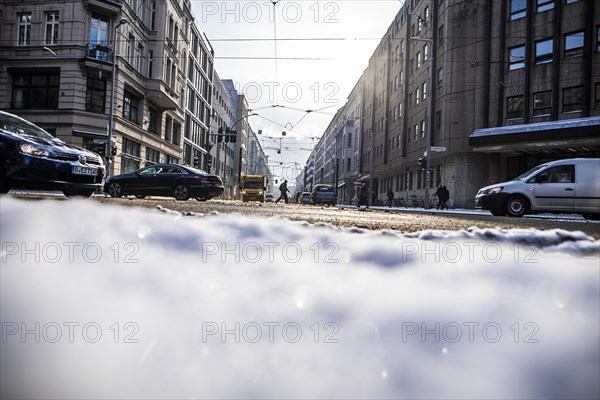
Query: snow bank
1,198,598,399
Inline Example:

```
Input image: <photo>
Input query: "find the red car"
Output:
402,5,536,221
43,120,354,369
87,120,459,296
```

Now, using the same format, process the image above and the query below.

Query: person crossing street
275,180,291,204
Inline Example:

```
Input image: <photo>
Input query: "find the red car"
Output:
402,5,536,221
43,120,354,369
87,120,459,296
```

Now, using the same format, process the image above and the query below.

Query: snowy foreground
1,198,599,399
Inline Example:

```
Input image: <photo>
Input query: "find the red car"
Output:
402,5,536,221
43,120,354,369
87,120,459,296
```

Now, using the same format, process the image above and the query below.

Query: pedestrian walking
436,186,450,210
387,188,394,208
275,180,291,204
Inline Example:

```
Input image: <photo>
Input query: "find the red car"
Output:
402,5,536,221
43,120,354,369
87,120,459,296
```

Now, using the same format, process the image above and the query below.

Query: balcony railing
86,43,111,62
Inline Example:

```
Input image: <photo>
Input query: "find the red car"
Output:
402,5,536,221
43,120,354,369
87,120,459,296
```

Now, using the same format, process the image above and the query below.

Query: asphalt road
88,195,600,240
4,192,599,239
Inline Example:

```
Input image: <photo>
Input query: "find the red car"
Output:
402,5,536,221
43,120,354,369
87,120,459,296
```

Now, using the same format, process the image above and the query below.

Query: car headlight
485,186,503,194
19,143,50,158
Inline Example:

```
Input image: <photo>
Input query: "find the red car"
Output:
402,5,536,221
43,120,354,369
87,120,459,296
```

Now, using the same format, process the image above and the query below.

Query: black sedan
104,164,224,201
0,110,105,197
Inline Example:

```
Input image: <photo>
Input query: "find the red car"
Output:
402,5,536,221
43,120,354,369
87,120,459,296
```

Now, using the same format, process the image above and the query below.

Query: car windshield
315,186,334,192
514,164,548,181
0,113,55,140
244,182,263,189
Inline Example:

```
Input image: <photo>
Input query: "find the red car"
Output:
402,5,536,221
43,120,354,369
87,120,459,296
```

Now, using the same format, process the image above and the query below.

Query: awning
337,181,346,188
469,117,600,149
73,129,108,139
355,175,370,183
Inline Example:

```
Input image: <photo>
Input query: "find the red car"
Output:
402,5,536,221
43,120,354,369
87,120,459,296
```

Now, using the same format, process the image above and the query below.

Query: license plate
72,166,98,176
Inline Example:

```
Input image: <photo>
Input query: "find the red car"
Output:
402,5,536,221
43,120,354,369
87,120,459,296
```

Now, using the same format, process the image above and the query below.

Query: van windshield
244,182,263,189
514,164,547,181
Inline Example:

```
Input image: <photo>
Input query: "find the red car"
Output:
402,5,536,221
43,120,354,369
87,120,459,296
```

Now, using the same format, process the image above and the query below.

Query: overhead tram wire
271,0,281,105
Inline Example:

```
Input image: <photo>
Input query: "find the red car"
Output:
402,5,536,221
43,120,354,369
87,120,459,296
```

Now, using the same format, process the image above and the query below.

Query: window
420,120,426,138
121,157,140,174
596,83,600,110
506,95,525,119
146,147,160,166
416,52,422,68
565,31,584,57
123,90,139,123
148,106,160,134
439,25,444,45
150,0,156,30
540,165,575,183
416,88,421,104
562,86,583,112
437,67,443,88
510,0,526,20
89,15,109,61
127,33,135,65
136,42,144,73
509,45,525,70
533,91,552,116
45,12,59,45
413,124,419,141
122,138,141,160
165,115,172,142
17,13,32,46
424,44,429,61
148,50,154,78
172,122,181,145
422,81,427,99
12,73,59,109
596,26,600,52
566,0,578,4
535,38,553,64
435,110,441,132
85,74,106,113
537,0,554,12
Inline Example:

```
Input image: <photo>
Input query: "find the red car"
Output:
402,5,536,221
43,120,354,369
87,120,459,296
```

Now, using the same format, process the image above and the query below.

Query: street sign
93,139,107,144
431,146,447,152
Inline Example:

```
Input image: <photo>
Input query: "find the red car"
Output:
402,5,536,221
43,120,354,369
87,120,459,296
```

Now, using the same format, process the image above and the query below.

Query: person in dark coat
387,189,394,208
275,180,290,204
439,185,450,210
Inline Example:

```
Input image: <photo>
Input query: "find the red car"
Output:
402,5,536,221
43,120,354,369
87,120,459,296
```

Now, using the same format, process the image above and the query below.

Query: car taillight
195,176,208,183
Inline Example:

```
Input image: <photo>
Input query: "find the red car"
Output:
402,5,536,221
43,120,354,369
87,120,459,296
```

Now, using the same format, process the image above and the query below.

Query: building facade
307,0,600,208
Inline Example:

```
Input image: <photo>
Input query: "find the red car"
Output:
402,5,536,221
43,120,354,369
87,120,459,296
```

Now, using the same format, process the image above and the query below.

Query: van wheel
582,213,600,221
504,196,528,217
490,208,506,216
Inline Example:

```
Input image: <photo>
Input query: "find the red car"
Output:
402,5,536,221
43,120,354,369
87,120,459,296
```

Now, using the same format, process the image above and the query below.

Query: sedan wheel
504,196,528,217
173,184,190,201
196,197,208,202
107,182,123,198
135,195,146,199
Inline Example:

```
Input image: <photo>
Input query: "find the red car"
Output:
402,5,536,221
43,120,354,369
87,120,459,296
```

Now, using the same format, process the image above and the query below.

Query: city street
6,191,598,239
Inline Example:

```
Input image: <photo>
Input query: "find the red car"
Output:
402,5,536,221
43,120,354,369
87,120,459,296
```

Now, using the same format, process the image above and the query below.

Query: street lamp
106,16,128,180
410,36,434,209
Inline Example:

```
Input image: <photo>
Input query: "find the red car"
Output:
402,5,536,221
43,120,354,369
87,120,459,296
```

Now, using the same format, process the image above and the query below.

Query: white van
475,158,600,219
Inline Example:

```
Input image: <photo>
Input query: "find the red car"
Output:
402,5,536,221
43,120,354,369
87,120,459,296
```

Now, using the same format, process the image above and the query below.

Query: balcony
146,79,179,110
79,43,114,74
82,0,122,16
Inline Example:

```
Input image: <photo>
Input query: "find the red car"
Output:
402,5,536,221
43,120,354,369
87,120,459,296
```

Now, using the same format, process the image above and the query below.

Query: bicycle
394,197,408,207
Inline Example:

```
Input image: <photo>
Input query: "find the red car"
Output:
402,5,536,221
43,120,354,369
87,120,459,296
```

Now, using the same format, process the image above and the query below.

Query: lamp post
410,36,434,209
106,16,128,180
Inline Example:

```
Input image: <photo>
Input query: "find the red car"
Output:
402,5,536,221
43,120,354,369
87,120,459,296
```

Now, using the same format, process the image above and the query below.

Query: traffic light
217,127,223,142
418,157,427,170
224,128,230,143
96,143,106,157
193,157,200,168
230,130,237,143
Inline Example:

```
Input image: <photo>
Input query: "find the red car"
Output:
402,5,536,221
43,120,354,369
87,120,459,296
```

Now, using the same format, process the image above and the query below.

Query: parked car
475,158,600,219
265,193,274,202
104,164,224,201
311,184,337,206
299,192,312,204
0,110,105,197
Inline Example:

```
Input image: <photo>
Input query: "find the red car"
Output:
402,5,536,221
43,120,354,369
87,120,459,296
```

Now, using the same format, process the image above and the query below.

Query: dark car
0,110,105,197
299,192,312,204
104,164,224,201
311,184,337,206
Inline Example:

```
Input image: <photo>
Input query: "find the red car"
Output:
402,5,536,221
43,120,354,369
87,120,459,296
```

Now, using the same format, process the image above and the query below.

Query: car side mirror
535,174,548,183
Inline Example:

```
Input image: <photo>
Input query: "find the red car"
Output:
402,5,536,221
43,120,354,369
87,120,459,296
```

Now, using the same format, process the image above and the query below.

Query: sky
191,0,404,169
1,197,599,398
